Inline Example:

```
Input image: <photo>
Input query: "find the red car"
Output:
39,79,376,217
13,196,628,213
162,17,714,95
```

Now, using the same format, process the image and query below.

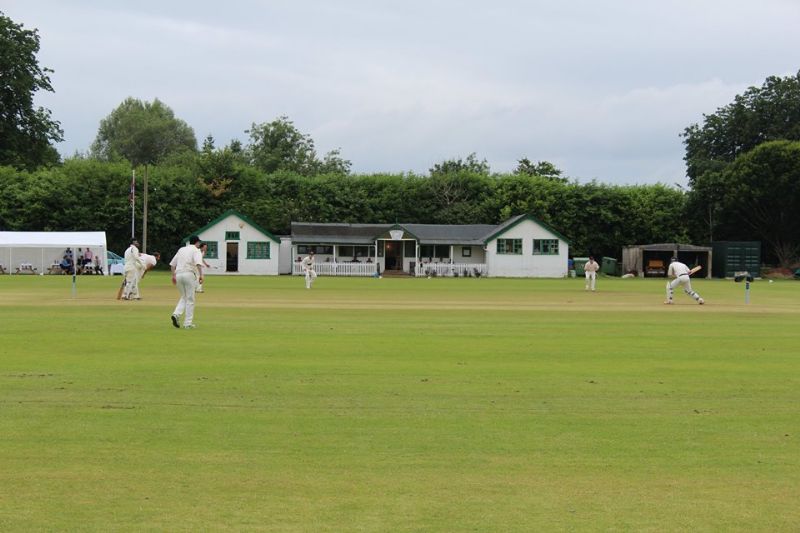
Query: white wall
486,219,569,277
197,214,279,275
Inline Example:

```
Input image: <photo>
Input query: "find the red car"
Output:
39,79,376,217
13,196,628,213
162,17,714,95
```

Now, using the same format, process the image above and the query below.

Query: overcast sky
5,1,800,185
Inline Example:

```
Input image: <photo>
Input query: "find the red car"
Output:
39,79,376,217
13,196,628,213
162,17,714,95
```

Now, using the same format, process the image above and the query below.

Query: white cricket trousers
173,272,197,326
123,267,139,299
305,269,317,289
666,274,701,302
585,271,596,290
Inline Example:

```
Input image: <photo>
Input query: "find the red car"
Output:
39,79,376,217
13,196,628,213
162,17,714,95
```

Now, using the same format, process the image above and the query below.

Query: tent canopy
0,231,107,248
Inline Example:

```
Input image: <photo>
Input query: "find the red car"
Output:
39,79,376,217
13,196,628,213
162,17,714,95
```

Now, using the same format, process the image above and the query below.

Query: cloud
5,0,799,184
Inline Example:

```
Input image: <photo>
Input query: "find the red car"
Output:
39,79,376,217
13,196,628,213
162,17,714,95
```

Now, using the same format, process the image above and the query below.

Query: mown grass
0,274,798,531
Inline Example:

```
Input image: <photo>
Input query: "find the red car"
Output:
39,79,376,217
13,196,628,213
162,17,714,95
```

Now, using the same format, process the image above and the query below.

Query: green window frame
204,241,219,259
533,239,559,255
225,231,240,241
497,238,522,255
462,246,472,257
246,241,270,259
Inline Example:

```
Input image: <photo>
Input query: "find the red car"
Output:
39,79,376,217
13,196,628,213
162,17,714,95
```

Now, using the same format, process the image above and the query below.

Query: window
434,245,450,258
247,241,270,259
377,241,385,257
355,246,372,258
225,231,240,241
297,245,333,255
497,239,522,255
420,244,434,258
462,247,472,257
404,241,416,257
533,239,559,255
204,241,219,259
339,245,354,257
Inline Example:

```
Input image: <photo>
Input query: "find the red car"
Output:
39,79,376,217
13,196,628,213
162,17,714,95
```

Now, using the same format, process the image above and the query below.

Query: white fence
415,263,487,278
293,261,377,277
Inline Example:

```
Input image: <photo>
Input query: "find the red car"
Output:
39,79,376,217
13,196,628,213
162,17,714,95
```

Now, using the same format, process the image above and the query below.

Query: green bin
601,256,617,276
573,257,589,276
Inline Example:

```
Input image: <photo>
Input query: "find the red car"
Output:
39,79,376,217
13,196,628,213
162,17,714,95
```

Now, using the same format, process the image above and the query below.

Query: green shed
711,241,760,278
601,256,617,276
573,257,589,276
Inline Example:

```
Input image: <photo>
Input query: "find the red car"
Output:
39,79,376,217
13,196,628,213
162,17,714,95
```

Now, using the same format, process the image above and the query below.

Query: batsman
665,257,704,305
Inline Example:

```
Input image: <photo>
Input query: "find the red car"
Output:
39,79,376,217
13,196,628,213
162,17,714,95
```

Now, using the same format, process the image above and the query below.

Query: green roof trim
483,213,571,245
182,209,280,244
372,223,420,241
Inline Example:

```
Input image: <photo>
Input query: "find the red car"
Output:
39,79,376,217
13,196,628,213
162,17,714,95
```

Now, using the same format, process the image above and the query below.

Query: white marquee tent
0,231,108,275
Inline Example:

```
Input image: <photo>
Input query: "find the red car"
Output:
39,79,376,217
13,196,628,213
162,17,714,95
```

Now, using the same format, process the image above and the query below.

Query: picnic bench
15,263,38,275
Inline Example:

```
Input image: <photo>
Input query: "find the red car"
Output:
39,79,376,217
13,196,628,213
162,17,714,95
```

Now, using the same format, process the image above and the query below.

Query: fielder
122,239,145,300
665,257,704,305
584,256,600,291
170,236,204,329
301,251,317,289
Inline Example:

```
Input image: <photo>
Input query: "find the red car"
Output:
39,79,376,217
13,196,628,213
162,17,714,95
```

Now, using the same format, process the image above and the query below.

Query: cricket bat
116,279,126,300
688,265,702,276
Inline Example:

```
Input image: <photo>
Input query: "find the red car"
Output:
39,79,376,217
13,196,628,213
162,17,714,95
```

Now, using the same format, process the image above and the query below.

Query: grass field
1,273,798,531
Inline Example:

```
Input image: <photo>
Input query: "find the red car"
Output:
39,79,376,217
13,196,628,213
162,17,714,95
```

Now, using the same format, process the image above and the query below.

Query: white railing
293,261,377,277
415,263,487,278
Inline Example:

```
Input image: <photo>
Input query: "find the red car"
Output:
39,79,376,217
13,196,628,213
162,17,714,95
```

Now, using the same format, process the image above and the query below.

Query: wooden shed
622,243,712,278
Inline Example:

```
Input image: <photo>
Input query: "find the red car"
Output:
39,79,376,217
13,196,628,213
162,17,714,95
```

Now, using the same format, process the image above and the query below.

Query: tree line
0,160,686,262
2,11,799,266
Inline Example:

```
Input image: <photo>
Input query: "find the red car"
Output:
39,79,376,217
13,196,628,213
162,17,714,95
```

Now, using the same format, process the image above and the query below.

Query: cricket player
122,239,145,300
126,252,160,300
301,251,317,289
584,256,600,291
665,257,704,305
169,236,204,329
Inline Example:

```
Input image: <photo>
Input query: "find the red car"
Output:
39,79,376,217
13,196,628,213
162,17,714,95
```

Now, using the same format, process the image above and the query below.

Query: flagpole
130,169,136,239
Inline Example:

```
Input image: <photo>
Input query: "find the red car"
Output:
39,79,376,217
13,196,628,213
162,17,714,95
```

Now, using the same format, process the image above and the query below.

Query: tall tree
716,141,800,267
514,158,565,181
0,11,63,170
195,135,249,199
246,116,350,176
683,71,800,246
683,71,800,186
429,152,490,176
90,97,197,166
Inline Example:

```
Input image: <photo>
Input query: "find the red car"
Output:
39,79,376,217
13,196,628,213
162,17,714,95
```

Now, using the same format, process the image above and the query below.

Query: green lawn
0,274,798,531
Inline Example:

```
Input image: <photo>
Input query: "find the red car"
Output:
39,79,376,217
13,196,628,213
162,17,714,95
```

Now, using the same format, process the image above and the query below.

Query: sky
4,1,800,186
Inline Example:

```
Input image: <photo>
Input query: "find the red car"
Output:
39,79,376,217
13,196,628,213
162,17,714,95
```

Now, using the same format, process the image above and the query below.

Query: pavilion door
226,242,238,272
384,240,403,271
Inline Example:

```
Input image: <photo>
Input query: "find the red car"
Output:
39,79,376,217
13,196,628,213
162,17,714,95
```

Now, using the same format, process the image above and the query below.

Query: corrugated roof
291,215,571,245
625,243,712,252
402,224,497,245
292,222,392,244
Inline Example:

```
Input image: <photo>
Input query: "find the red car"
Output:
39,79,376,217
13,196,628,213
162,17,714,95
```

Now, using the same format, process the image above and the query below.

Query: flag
129,170,135,206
